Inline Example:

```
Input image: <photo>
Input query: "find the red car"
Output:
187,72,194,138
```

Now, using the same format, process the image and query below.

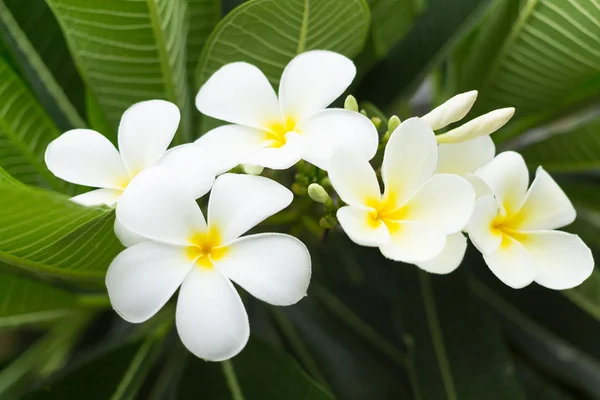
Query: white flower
45,100,215,205
415,91,515,273
468,151,594,289
328,118,475,269
195,50,378,172
106,168,311,361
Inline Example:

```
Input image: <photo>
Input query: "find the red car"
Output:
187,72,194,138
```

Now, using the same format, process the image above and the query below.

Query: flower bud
242,164,264,175
436,107,515,144
344,95,359,112
308,183,330,204
421,90,478,130
387,115,401,134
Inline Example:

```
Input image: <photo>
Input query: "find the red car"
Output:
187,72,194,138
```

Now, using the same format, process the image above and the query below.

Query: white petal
114,218,147,247
70,189,122,207
483,237,536,289
382,118,438,207
379,221,446,263
521,230,594,290
468,195,503,254
463,173,493,200
243,131,305,170
106,241,192,323
208,174,293,243
196,125,268,174
117,168,207,246
45,129,129,189
118,100,180,175
421,91,478,130
176,267,249,361
195,62,280,129
416,232,467,274
279,50,356,120
157,143,216,199
513,167,576,231
337,206,390,247
402,174,475,234
477,151,529,215
328,148,381,209
436,108,515,144
215,233,311,306
299,109,378,170
435,136,496,175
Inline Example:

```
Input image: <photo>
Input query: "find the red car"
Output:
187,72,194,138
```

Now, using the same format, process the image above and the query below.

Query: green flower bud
242,164,264,175
387,115,401,133
371,116,382,129
308,183,330,204
344,95,359,112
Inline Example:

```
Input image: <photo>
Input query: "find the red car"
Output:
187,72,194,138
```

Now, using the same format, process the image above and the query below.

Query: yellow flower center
186,228,228,269
264,117,299,148
490,214,528,248
365,193,408,234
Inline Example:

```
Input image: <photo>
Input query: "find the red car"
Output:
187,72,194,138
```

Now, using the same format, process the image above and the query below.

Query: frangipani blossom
45,100,215,247
414,91,515,273
328,118,475,269
468,151,594,289
107,168,311,361
195,50,378,172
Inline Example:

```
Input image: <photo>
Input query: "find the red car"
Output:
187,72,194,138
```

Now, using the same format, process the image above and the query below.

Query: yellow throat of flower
186,228,227,268
264,117,298,148
365,193,408,233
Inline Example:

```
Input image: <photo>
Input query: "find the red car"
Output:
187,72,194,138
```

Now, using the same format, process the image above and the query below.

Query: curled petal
468,195,503,255
483,237,536,289
477,151,528,215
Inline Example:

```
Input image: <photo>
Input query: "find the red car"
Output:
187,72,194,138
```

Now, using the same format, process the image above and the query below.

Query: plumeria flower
194,50,378,172
45,100,215,246
328,118,475,271
107,168,311,361
414,91,515,273
468,151,594,289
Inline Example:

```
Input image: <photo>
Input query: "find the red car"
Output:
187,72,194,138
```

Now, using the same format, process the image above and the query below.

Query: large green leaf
0,0,85,130
0,57,67,191
195,0,370,132
0,270,79,328
176,338,334,400
45,0,192,142
471,267,600,398
519,117,600,172
356,0,493,108
367,0,421,59
24,332,165,400
0,165,22,186
184,0,220,83
395,267,525,399
462,0,600,141
0,182,123,282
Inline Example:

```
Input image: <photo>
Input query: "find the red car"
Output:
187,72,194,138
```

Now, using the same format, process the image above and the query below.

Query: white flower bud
436,107,515,144
421,90,478,130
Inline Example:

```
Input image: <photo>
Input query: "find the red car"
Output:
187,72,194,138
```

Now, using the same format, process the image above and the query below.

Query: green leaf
0,57,69,191
366,0,422,59
515,358,577,400
194,0,371,132
45,0,192,142
462,0,600,141
0,0,85,130
177,338,334,400
356,0,494,108
471,270,600,398
0,182,123,282
519,117,600,173
559,181,600,248
24,332,164,400
0,165,22,186
0,270,79,328
395,267,525,399
184,0,220,83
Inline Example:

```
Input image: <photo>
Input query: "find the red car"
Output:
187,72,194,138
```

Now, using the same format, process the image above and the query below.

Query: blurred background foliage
0,0,599,398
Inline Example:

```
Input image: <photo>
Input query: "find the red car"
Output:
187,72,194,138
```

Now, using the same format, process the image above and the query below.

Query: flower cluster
44,50,594,361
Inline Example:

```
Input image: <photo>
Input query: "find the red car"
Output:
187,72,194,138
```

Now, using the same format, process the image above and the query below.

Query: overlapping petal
45,129,128,189
195,62,280,129
382,118,438,207
477,151,528,215
468,196,503,255
106,241,193,323
216,233,311,306
436,136,495,176
279,50,355,120
70,189,122,207
117,168,207,245
379,221,446,263
118,100,180,175
157,143,216,199
328,148,380,208
243,131,305,170
417,232,467,274
483,237,536,289
337,206,390,247
208,174,293,243
299,109,378,170
176,267,249,361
